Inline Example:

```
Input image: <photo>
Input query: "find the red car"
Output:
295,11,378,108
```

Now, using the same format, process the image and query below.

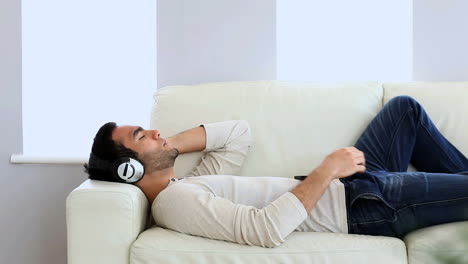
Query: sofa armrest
66,179,149,264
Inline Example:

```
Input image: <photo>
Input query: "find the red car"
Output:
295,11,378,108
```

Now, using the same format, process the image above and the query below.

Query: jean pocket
351,192,396,211
350,193,397,225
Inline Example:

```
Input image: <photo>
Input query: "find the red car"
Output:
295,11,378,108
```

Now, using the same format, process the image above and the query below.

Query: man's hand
166,125,207,154
317,147,366,180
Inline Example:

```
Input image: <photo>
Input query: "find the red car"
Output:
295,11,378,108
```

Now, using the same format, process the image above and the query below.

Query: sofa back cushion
384,82,468,164
151,80,383,177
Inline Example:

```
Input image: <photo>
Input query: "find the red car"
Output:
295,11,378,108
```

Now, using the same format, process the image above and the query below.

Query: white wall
277,0,413,83
157,0,277,89
414,0,468,81
158,0,468,86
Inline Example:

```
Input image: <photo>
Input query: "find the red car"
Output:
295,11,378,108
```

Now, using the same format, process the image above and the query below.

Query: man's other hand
316,147,366,180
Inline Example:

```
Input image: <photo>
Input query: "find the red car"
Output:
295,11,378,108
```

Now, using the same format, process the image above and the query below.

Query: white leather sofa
67,80,468,264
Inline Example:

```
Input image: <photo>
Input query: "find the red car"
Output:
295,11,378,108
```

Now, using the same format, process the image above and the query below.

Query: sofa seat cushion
130,227,407,264
404,221,468,264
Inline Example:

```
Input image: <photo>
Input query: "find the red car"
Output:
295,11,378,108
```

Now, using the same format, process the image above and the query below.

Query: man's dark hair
83,122,138,182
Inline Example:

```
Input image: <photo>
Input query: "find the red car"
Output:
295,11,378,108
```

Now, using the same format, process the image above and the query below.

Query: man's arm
153,183,308,248
166,125,206,154
181,120,252,177
290,166,334,213
291,146,366,212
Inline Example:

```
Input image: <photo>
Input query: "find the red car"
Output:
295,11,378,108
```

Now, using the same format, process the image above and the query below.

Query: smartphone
294,175,308,181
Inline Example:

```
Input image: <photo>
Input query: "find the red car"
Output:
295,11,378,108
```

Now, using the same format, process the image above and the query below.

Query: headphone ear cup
112,157,145,184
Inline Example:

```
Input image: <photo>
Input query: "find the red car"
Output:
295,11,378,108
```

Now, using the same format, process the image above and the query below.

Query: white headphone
88,152,145,184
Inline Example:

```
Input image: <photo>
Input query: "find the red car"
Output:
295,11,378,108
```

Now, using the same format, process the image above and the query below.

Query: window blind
21,0,156,159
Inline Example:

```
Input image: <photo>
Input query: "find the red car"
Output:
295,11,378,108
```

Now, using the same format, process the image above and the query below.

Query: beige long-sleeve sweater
152,120,348,248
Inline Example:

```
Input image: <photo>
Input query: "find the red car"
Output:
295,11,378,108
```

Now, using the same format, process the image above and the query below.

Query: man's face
111,125,179,173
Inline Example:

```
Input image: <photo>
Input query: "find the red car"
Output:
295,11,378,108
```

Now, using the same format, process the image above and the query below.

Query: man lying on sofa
83,95,468,248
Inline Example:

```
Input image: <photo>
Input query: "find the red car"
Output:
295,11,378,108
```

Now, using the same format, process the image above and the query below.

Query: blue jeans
339,95,468,239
